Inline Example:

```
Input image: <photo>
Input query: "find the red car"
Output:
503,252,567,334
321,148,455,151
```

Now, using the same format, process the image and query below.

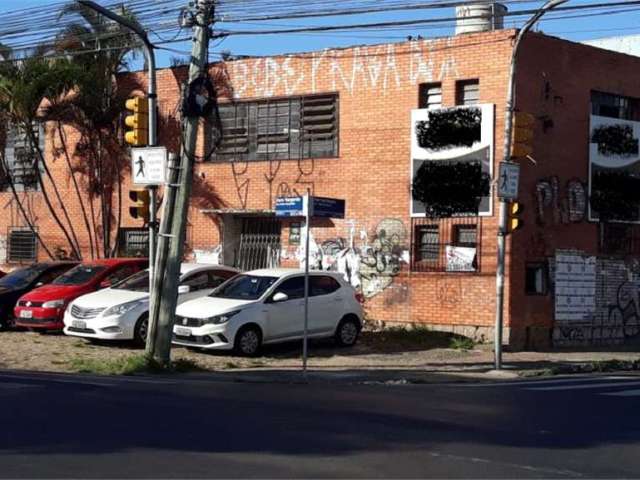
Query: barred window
211,94,338,161
118,228,149,258
592,91,640,120
456,80,480,106
7,227,37,263
454,224,477,247
415,225,440,262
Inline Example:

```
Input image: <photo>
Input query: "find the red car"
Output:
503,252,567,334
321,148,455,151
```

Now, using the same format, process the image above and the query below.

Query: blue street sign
275,196,305,217
311,196,345,219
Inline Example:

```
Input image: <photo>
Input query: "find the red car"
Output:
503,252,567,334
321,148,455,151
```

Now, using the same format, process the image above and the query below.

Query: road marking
527,381,640,391
461,376,633,388
600,389,640,397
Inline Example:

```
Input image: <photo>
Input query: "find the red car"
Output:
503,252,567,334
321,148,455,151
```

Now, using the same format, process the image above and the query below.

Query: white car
63,264,239,344
172,268,364,356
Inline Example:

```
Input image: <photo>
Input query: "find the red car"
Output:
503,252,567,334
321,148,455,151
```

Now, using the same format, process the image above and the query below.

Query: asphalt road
1,371,639,478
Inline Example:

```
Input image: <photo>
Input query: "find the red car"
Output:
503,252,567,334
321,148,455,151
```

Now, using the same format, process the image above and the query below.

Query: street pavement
0,370,639,478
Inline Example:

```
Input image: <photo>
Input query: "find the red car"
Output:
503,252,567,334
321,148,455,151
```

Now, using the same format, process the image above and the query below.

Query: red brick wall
511,33,640,347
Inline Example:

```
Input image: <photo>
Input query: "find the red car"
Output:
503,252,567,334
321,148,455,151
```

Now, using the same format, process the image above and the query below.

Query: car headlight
42,299,65,309
203,310,241,325
104,301,139,317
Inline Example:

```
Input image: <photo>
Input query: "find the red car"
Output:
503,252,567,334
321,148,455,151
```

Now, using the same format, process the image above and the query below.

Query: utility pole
494,0,568,370
146,0,214,365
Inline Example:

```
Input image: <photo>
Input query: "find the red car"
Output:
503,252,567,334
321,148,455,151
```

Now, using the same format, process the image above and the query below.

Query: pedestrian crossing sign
131,147,167,185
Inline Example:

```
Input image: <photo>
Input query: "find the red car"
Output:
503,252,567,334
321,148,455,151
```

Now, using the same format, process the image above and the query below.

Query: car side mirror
100,280,111,289
178,285,191,294
272,292,288,303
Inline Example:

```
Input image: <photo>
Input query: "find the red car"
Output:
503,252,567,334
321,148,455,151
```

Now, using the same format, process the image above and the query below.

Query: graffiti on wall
230,39,460,98
297,218,410,298
553,250,640,346
535,177,587,225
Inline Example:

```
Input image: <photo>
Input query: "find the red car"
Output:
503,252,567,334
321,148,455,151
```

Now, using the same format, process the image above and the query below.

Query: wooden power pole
146,0,214,365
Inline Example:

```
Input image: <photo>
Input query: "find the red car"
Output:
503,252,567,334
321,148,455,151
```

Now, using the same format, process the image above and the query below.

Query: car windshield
112,270,149,292
0,266,45,289
52,265,107,286
211,274,277,300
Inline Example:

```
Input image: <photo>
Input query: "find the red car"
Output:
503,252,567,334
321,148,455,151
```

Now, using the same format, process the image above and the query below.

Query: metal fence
410,216,483,273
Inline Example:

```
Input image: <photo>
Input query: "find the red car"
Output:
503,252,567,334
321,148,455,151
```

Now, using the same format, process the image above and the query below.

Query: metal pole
151,0,213,365
303,191,311,375
77,0,160,348
495,0,568,370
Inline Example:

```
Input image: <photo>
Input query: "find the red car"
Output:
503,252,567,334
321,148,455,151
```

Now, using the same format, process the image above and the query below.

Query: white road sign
497,162,520,200
131,147,167,185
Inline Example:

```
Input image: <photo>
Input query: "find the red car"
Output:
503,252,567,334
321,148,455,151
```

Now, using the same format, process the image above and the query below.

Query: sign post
275,194,345,378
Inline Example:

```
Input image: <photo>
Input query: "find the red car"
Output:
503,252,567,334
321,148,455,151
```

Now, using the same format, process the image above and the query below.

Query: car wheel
335,316,360,347
0,315,12,330
134,314,149,347
234,325,262,357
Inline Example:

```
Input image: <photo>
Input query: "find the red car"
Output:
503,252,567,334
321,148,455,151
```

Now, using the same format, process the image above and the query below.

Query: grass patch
69,354,203,376
363,326,458,352
449,336,475,351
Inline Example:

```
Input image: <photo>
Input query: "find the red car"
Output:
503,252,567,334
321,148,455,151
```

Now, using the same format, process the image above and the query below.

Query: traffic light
508,201,524,234
124,97,149,146
511,112,535,159
129,187,150,222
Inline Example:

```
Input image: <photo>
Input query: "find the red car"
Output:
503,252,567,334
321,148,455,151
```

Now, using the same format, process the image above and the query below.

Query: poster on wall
554,252,597,322
410,104,494,217
589,114,640,222
445,246,476,272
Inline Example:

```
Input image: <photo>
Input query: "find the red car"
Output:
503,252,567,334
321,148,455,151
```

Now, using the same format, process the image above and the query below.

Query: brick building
3,28,640,348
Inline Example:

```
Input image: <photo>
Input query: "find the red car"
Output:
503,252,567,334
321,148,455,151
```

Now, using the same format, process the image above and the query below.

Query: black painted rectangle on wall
415,107,481,151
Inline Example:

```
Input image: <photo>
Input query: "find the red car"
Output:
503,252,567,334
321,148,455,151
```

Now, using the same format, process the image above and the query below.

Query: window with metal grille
592,91,640,120
118,228,149,258
419,83,442,110
211,94,338,161
454,224,477,247
456,80,480,106
1,123,43,192
415,225,440,262
7,228,37,263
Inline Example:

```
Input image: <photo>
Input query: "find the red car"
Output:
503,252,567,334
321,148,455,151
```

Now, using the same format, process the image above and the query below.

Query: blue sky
4,0,640,68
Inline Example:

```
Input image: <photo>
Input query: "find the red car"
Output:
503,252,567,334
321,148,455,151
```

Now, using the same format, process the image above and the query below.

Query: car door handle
334,297,344,302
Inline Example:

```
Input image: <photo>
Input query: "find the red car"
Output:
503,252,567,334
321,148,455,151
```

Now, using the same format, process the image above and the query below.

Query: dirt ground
1,329,639,375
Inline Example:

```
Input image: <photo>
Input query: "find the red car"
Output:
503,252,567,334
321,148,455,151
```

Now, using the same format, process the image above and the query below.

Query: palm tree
0,44,83,260
50,2,143,258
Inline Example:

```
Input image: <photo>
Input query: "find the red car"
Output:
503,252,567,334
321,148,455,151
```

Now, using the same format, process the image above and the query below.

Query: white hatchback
64,264,239,344
172,268,364,356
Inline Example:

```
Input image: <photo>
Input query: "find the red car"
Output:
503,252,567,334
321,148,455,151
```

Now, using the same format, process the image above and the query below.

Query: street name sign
311,196,345,219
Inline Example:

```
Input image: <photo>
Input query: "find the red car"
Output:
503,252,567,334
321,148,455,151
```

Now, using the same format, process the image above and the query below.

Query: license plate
20,310,33,319
175,327,191,337
72,320,87,329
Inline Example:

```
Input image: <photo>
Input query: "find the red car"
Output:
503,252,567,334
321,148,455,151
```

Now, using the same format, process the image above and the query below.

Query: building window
592,91,640,120
525,263,548,295
415,225,439,262
118,228,149,257
454,224,477,247
289,222,301,245
7,227,37,263
212,94,339,162
1,123,43,192
456,80,480,106
419,83,442,110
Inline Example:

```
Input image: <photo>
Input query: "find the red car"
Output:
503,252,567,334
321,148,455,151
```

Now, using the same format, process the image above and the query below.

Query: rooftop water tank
455,2,507,35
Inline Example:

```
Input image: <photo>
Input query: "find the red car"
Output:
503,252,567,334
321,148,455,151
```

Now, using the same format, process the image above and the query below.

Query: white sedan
63,264,239,344
172,268,364,356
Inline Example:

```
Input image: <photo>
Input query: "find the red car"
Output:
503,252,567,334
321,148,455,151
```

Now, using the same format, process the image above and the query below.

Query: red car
15,258,148,331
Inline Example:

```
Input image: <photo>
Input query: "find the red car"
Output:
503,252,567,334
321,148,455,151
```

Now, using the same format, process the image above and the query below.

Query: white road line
527,381,640,391
601,389,640,397
462,376,633,387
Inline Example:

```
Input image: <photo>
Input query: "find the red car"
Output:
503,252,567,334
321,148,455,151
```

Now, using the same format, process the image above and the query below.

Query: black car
0,262,78,329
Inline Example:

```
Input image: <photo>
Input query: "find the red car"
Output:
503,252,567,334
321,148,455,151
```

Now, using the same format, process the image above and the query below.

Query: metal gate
236,217,281,271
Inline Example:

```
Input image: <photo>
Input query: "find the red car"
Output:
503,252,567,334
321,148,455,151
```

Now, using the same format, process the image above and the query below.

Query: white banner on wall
554,252,597,322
